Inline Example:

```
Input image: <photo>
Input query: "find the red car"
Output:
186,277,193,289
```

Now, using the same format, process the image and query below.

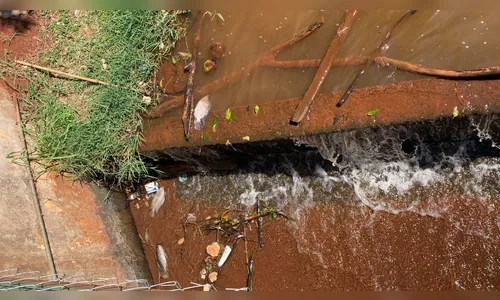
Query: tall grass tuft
23,10,188,188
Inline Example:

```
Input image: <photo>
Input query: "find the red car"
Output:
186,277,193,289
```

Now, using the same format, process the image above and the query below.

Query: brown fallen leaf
206,242,221,258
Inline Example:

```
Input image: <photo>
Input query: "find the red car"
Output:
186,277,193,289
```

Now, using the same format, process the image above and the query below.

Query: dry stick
290,10,357,124
148,20,324,118
246,256,254,291
182,12,203,140
336,10,417,107
14,60,112,86
256,200,263,249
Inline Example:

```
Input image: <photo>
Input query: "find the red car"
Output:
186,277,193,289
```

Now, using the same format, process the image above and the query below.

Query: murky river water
151,10,500,290
162,10,500,113
165,113,500,290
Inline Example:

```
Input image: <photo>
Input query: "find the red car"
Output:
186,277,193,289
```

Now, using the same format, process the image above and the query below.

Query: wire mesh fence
0,268,240,291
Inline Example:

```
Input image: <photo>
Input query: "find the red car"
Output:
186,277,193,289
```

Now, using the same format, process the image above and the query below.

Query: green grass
22,10,189,187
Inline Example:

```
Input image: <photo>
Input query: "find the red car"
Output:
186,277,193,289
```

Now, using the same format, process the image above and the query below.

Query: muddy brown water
160,10,500,116
134,114,500,290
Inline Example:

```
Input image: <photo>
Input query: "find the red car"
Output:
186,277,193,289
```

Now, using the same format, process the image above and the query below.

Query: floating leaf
242,136,250,141
452,106,459,118
159,78,164,88
202,134,208,144
178,51,192,59
171,56,177,64
225,108,231,121
367,108,378,116
178,238,185,245
254,105,260,115
231,114,236,122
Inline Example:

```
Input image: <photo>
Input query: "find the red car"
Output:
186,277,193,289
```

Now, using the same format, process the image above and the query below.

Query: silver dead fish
156,244,168,279
194,95,211,130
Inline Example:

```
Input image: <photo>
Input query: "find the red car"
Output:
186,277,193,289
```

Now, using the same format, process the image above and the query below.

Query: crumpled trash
156,245,168,279
144,181,159,194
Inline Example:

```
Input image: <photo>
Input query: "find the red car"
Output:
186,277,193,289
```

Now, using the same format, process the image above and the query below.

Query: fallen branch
148,19,325,118
290,10,357,124
15,60,112,86
336,10,417,107
182,12,203,140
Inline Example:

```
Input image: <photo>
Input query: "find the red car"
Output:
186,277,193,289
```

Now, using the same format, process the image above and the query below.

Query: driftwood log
290,10,357,124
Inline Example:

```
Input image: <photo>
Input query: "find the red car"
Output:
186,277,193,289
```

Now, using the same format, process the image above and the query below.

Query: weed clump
23,10,189,187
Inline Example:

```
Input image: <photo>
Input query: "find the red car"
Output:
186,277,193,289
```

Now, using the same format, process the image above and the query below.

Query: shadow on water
142,113,500,180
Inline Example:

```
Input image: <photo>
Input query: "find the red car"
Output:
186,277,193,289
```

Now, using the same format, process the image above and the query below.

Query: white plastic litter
217,245,232,268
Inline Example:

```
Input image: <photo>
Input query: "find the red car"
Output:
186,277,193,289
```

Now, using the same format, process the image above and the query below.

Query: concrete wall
0,87,151,282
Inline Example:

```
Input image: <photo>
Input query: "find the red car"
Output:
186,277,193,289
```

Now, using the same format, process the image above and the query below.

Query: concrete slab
0,86,151,282
0,89,49,273
141,78,500,152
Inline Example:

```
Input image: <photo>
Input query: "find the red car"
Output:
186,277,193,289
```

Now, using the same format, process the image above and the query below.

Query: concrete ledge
141,79,500,152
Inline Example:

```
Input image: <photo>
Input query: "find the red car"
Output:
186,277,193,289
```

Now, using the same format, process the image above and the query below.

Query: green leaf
183,135,188,141
254,105,260,115
171,56,177,64
202,134,207,144
225,108,231,121
231,114,236,122
367,108,378,116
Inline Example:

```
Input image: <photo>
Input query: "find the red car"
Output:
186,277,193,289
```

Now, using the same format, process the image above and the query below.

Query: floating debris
186,213,197,223
150,187,165,217
254,105,260,115
126,191,139,201
156,245,169,279
194,95,211,130
206,242,221,258
242,136,250,141
208,272,218,283
367,108,378,116
178,172,188,183
453,106,459,118
178,51,192,59
218,245,232,267
142,96,152,106
203,59,217,73
171,56,177,65
144,181,159,194
203,283,211,291
209,42,226,59
225,108,232,121
145,229,149,243
177,237,185,245
211,117,217,132
200,268,207,280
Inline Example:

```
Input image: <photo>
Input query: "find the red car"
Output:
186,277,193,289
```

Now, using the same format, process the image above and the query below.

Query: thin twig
15,60,112,86
336,10,417,107
182,12,203,140
291,10,357,124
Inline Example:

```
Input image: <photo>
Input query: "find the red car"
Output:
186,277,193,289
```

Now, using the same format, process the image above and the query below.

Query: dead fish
194,95,211,131
156,245,168,279
150,187,165,217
